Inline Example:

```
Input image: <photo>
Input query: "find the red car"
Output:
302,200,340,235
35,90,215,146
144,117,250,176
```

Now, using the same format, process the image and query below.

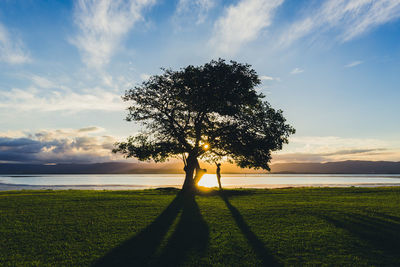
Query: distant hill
0,160,400,174
270,160,400,174
0,162,182,175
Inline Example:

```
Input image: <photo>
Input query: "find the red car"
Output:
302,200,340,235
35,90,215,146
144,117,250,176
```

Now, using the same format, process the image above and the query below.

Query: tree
113,59,295,191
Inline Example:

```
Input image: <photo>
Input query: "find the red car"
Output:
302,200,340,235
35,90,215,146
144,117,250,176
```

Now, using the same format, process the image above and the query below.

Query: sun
197,174,218,188
203,143,209,150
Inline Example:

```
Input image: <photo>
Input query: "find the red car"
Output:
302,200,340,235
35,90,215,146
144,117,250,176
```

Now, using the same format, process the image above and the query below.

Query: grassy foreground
1,187,400,266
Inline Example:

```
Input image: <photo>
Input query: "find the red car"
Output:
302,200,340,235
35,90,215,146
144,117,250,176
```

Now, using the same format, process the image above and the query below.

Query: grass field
1,187,400,266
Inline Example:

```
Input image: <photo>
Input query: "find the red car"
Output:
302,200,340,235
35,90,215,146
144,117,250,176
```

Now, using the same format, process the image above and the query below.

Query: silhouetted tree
113,59,295,191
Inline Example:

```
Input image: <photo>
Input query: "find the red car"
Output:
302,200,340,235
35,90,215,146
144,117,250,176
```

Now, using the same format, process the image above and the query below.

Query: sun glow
197,174,219,188
203,143,209,150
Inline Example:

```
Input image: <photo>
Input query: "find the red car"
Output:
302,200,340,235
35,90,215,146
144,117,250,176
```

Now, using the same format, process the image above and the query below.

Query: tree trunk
182,155,196,192
182,155,207,192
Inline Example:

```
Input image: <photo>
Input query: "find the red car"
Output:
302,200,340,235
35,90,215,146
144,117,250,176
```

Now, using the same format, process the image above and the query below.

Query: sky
0,0,400,165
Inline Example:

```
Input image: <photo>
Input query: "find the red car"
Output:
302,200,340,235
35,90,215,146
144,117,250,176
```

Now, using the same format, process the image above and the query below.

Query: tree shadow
322,212,400,265
94,192,184,266
155,192,209,266
94,191,209,266
219,191,280,266
197,187,257,196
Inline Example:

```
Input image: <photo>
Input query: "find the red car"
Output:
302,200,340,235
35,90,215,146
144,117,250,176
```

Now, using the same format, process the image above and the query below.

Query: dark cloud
324,148,387,156
0,129,117,164
77,126,101,133
0,151,37,162
272,153,325,163
0,137,43,153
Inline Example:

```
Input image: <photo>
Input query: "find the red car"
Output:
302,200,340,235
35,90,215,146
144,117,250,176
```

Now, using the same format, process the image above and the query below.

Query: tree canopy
114,59,295,189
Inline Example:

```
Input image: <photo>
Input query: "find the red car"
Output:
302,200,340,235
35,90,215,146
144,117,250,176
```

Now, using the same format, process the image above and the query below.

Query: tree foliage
114,59,295,180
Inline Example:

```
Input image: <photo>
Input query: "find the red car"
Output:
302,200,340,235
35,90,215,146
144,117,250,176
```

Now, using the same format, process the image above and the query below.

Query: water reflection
197,174,219,188
1,174,400,190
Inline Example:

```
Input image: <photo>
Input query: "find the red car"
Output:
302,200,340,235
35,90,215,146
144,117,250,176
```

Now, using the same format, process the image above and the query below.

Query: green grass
1,187,400,266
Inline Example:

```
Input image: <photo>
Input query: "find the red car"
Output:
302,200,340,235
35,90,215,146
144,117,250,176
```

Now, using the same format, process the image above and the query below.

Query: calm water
1,173,400,190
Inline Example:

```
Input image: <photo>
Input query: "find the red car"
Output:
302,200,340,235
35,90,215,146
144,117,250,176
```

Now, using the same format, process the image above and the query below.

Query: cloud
0,128,120,164
345,60,363,68
324,148,387,156
0,131,26,138
78,126,103,133
174,0,215,26
279,0,400,46
209,0,283,55
289,136,388,149
31,127,104,141
259,75,280,86
71,0,155,68
0,87,124,112
30,75,56,89
0,69,134,116
273,148,395,163
340,0,400,41
140,73,151,80
290,67,304,74
272,135,400,163
260,75,275,81
0,22,31,64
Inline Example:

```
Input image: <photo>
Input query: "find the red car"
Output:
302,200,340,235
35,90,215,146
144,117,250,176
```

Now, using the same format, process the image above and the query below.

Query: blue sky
0,0,400,164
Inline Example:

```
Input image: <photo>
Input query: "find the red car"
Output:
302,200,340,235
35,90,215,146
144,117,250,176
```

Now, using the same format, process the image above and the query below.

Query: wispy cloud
272,148,396,163
209,0,283,55
290,67,304,74
30,75,56,89
260,75,274,81
260,75,280,82
345,60,363,68
140,73,151,80
0,127,119,164
174,0,215,26
0,87,124,112
279,0,400,46
273,135,400,163
78,126,103,133
289,136,389,150
0,22,31,64
71,0,155,68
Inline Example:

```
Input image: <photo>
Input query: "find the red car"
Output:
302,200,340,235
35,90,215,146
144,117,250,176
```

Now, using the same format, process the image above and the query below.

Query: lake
1,173,400,190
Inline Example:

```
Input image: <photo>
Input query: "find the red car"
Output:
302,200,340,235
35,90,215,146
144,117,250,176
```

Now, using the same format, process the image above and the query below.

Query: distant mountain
270,161,400,174
0,160,399,174
0,162,183,174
